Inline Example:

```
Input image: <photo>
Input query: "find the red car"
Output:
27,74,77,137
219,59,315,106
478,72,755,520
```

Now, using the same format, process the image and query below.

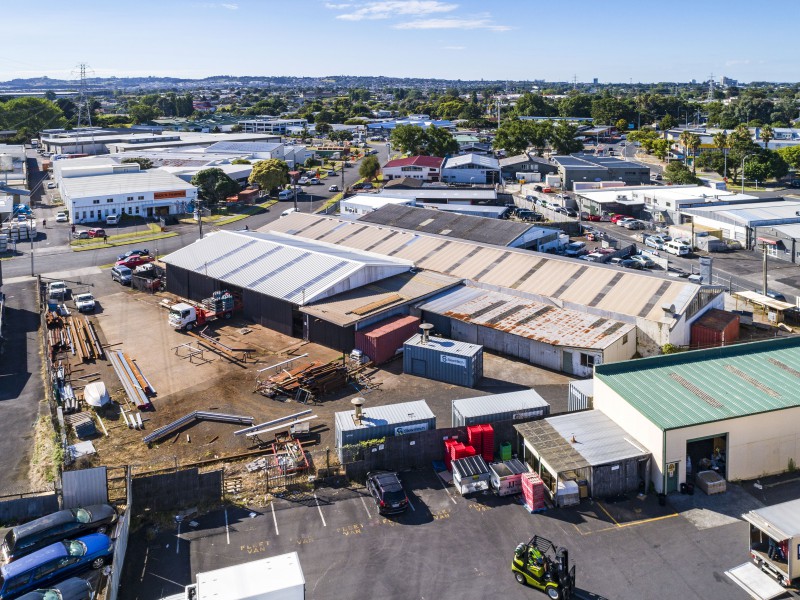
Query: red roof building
383,156,444,182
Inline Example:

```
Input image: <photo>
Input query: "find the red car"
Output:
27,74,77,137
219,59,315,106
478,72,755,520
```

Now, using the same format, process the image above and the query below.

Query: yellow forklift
512,535,576,599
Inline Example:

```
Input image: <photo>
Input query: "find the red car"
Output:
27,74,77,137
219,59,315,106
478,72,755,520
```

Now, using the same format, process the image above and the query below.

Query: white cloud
195,2,239,9
221,3,238,9
442,45,465,51
333,1,457,21
325,2,352,8
394,16,511,31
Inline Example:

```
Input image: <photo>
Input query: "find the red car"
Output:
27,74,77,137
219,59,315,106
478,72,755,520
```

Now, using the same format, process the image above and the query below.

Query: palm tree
760,124,774,150
713,131,729,178
678,130,693,165
680,132,702,175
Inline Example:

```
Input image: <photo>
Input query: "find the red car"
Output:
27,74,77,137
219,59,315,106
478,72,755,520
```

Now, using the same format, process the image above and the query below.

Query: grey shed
452,389,550,427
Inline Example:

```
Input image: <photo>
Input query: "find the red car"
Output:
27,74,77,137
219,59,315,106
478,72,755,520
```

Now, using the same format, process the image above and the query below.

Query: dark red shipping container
354,315,421,365
691,309,740,348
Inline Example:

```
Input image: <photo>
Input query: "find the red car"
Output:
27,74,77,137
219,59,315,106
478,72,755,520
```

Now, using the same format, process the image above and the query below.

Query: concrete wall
665,407,800,488
592,378,665,491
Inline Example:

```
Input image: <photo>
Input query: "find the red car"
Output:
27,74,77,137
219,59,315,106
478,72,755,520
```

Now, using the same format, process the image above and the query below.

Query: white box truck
162,552,305,600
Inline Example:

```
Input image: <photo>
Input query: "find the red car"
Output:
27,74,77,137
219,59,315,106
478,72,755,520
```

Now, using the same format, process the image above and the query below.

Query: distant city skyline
1,0,798,84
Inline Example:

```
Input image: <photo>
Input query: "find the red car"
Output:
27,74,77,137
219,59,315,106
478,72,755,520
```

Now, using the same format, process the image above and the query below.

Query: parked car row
0,504,117,599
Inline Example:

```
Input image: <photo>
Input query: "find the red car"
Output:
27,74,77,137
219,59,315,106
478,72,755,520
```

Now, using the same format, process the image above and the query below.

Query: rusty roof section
418,286,634,350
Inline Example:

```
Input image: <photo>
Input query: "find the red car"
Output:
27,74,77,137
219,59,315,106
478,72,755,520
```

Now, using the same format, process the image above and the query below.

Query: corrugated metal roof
684,200,800,226
745,499,800,538
404,333,482,357
452,455,491,478
443,153,499,169
419,286,634,350
335,400,435,433
546,411,650,466
359,204,533,246
161,230,412,305
300,270,461,326
453,389,549,419
516,410,649,473
266,213,705,324
204,141,282,153
59,169,195,198
595,336,800,431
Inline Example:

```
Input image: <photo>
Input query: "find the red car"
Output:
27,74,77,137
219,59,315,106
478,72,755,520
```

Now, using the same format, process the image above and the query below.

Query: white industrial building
0,144,28,201
440,153,500,185
237,118,309,134
593,337,800,494
56,160,197,223
340,195,415,216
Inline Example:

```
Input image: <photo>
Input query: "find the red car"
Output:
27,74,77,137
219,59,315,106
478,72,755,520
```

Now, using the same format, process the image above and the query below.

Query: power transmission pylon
75,63,93,129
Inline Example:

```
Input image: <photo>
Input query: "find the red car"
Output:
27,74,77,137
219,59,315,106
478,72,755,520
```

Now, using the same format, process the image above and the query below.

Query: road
3,142,391,281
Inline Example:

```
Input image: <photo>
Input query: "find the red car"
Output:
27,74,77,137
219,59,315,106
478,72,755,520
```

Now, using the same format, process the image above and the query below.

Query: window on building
767,244,779,257
135,206,140,214
127,207,132,214
580,353,596,368
107,198,114,203
622,333,629,345
89,210,94,218
127,196,133,201
92,199,100,204
138,196,144,200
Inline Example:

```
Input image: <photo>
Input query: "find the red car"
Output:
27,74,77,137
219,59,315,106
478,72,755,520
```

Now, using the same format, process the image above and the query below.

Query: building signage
154,190,186,200
512,410,545,420
440,355,467,368
395,423,429,436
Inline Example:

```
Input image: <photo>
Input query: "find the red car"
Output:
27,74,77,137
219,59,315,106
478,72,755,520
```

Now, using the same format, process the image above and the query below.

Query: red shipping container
354,315,421,365
690,309,740,349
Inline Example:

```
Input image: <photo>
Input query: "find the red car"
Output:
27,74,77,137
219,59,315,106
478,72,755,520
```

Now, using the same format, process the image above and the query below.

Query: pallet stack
467,425,483,457
444,439,477,471
257,360,350,399
521,472,546,512
481,424,494,462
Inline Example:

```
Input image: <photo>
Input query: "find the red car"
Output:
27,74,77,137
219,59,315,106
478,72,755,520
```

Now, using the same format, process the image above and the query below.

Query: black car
620,259,644,270
2,504,117,563
116,248,149,262
16,578,93,600
366,471,409,515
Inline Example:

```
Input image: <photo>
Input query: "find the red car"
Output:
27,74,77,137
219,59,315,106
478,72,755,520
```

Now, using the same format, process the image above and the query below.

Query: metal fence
0,488,59,525
106,469,132,600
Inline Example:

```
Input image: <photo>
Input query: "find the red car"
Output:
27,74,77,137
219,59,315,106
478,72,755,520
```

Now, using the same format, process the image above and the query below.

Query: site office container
334,399,436,460
355,315,421,365
452,390,550,427
403,334,483,388
690,308,740,349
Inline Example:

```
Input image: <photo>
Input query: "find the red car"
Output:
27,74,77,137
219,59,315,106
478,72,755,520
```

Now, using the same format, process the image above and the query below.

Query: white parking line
408,498,416,512
271,502,279,535
224,508,230,544
313,492,327,526
175,521,181,554
434,468,458,505
360,496,372,518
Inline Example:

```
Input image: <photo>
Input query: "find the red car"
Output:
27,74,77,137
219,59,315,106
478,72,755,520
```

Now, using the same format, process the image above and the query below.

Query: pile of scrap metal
254,360,350,401
53,361,79,414
46,308,104,362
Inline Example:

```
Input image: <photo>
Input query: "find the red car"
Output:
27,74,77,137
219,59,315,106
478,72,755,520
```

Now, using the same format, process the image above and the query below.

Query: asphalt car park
123,468,753,600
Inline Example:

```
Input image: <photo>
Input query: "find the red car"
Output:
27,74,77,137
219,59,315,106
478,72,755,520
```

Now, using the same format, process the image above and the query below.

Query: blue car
15,578,92,600
0,534,112,600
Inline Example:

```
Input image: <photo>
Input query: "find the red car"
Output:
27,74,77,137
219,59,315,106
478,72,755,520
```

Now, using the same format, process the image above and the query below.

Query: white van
106,214,119,225
664,240,691,256
280,207,298,218
278,189,293,200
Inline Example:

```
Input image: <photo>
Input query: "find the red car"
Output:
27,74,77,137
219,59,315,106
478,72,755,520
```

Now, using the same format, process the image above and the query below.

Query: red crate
481,424,494,462
463,445,477,457
467,425,483,455
444,439,459,471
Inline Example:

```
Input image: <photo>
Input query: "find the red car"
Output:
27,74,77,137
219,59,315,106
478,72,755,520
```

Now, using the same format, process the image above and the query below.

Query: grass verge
71,231,178,252
30,413,61,487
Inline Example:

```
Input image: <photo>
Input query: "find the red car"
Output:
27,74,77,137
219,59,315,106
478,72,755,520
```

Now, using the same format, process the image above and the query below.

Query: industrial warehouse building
593,337,800,494
551,154,651,190
55,160,197,223
359,204,566,252
515,410,652,500
269,212,725,354
161,230,459,351
418,286,636,376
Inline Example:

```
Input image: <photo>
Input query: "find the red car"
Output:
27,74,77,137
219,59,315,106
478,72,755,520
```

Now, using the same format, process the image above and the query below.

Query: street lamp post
741,153,754,194
29,216,35,276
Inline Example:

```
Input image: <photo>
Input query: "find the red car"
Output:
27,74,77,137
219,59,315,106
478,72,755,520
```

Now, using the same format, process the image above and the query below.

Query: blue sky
1,0,798,83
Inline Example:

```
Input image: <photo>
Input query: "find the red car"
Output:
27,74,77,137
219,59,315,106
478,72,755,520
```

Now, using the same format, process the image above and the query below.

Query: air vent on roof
668,373,723,409
723,365,781,398
419,218,435,227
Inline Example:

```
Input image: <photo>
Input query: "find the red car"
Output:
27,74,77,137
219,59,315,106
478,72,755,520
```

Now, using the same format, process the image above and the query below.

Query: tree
248,159,289,194
359,155,380,181
549,121,584,155
777,146,800,170
513,93,558,117
328,129,353,143
231,158,251,165
615,118,629,133
652,139,670,160
191,168,240,206
493,120,531,156
664,161,700,185
0,97,66,137
760,124,774,149
121,157,153,170
557,94,593,118
658,114,677,131
591,96,635,125
687,133,701,174
424,127,458,157
745,151,789,183
128,104,160,124
390,124,428,155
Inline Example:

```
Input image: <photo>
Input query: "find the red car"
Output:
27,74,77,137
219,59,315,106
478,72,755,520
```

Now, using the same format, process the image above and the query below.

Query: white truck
162,552,305,600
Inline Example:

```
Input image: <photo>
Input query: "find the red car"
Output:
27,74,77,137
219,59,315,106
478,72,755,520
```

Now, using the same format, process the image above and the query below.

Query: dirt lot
67,279,572,474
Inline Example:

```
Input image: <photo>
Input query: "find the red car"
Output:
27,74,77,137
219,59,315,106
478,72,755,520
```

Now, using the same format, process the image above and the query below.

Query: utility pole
196,199,204,239
762,241,768,296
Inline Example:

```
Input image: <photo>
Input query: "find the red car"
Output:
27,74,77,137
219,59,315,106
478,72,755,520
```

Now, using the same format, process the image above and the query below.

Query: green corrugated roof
595,336,800,431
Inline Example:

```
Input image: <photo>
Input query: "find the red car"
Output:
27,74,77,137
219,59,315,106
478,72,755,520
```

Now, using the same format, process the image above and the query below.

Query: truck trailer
742,498,800,588
161,552,305,600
